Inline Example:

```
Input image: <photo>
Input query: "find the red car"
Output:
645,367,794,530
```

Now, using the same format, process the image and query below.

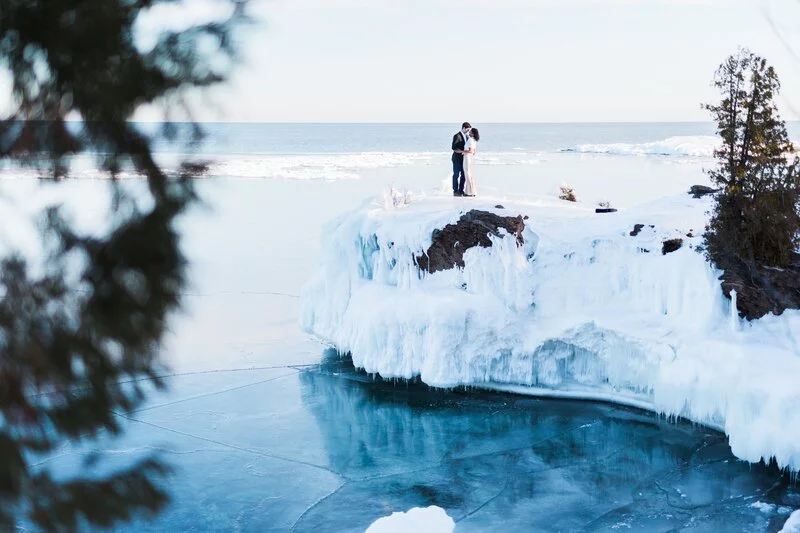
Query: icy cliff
300,192,800,472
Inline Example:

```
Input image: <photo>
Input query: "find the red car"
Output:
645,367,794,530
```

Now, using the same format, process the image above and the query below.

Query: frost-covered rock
300,193,800,472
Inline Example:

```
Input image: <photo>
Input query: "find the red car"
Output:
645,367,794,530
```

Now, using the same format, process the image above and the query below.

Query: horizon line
58,119,723,125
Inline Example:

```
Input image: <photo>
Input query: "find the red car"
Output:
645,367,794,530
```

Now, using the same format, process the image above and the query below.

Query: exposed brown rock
630,224,645,236
689,185,719,198
718,254,800,320
662,238,683,255
416,210,525,274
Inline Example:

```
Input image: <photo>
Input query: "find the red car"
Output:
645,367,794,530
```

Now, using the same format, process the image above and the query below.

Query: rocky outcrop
416,210,525,273
689,185,719,198
630,224,655,237
662,238,683,255
718,254,800,320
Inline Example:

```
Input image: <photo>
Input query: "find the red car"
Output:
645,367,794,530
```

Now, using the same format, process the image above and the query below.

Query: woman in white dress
462,128,480,196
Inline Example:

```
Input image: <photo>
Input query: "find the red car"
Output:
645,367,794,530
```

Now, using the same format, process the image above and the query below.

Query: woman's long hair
471,128,480,141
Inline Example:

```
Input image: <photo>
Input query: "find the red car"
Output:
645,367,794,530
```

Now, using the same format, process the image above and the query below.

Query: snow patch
365,506,455,533
301,193,800,472
752,501,795,515
780,510,800,533
752,501,777,514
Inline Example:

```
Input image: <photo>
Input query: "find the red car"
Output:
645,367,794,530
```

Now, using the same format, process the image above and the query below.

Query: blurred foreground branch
0,0,249,529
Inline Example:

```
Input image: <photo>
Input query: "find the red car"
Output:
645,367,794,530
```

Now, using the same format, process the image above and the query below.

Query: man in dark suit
451,122,471,196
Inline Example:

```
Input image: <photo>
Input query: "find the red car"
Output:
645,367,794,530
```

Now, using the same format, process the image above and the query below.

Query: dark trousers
452,155,465,193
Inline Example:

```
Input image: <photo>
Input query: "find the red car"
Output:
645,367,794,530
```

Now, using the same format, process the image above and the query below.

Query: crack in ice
288,482,348,533
132,370,298,413
117,412,344,478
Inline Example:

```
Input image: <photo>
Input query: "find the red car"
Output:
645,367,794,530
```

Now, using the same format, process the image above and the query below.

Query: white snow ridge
300,192,800,472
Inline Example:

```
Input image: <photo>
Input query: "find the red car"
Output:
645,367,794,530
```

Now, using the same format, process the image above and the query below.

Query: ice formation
751,502,794,515
365,506,455,533
300,192,800,472
781,510,800,533
562,135,717,158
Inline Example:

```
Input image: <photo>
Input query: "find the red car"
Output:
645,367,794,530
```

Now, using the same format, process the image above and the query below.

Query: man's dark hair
462,122,471,129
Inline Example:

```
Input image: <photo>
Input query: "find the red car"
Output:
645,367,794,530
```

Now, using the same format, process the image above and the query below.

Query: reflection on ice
292,352,796,532
38,350,797,532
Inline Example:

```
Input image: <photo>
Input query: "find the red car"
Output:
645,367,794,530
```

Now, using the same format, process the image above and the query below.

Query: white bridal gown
463,138,478,196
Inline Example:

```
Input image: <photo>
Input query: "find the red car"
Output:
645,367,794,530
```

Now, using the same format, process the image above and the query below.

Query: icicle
729,289,738,332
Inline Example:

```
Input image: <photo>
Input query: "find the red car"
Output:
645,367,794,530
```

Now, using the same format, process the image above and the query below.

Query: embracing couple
451,121,480,197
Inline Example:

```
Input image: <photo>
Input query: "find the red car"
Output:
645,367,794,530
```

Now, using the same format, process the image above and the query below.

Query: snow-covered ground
301,190,800,473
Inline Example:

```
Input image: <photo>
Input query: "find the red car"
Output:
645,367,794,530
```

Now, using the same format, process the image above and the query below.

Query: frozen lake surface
105,353,797,532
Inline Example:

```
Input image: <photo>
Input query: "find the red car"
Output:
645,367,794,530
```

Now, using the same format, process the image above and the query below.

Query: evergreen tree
704,49,800,267
0,1,248,530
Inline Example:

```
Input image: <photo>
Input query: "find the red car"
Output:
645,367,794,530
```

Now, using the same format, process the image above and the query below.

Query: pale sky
214,0,800,122
7,0,800,122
